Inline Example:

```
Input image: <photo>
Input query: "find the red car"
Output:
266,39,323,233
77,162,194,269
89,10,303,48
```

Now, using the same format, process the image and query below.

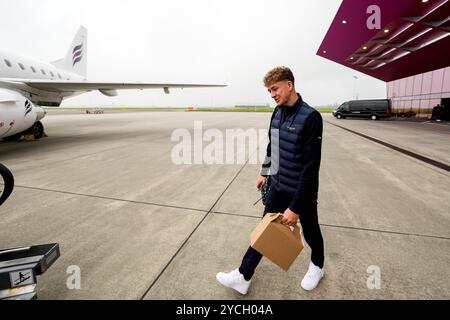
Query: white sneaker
301,262,324,291
216,268,251,295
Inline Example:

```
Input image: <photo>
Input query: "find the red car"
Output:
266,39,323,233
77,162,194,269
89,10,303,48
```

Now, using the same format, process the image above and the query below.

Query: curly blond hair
263,66,295,87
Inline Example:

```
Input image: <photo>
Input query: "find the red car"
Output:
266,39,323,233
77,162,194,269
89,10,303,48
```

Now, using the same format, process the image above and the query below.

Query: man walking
216,66,325,294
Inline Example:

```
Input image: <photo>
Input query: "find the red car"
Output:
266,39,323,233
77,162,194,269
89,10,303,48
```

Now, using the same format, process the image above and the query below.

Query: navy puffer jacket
261,94,323,213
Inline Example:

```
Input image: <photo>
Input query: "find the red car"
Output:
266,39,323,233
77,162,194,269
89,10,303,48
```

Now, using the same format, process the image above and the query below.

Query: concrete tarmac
0,111,449,299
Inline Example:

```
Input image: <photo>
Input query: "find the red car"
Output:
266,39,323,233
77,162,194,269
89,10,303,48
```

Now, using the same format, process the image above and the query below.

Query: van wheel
371,115,378,120
337,114,342,119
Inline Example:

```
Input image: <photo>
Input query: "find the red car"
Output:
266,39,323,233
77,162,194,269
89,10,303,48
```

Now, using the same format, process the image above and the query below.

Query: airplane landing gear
27,121,45,139
2,121,46,141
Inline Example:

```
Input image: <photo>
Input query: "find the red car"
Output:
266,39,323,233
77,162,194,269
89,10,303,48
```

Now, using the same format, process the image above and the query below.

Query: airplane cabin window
41,69,46,75
4,59,12,67
31,66,36,73
58,73,62,79
50,71,54,77
18,63,25,70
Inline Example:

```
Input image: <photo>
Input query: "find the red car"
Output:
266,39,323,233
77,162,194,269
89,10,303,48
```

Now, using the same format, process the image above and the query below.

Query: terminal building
317,0,450,118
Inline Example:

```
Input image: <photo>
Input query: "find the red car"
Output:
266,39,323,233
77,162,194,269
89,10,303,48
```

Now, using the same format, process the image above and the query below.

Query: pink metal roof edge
317,0,450,82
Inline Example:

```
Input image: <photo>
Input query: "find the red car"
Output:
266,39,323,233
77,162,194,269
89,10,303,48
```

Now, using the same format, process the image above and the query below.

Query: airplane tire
0,163,14,206
31,121,44,139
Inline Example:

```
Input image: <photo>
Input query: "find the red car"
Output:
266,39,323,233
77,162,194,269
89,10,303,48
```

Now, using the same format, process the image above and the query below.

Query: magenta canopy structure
317,0,450,82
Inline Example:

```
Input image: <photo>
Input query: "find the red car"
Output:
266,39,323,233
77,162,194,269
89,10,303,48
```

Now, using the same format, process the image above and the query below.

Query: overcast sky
0,0,387,108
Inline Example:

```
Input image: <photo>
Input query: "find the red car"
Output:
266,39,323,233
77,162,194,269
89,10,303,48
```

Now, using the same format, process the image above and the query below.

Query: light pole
353,75,359,100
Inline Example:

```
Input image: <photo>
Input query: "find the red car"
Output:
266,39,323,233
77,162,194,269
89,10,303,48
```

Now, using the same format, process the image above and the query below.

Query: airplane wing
0,79,227,93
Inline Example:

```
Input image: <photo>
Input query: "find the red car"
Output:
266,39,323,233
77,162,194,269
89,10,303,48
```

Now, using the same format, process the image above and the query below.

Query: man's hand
256,175,266,190
281,208,299,227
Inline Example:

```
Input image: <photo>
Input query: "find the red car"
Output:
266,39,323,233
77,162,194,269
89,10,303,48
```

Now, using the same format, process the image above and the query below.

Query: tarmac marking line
211,211,450,241
319,223,450,241
139,159,251,300
12,184,209,214
325,121,450,173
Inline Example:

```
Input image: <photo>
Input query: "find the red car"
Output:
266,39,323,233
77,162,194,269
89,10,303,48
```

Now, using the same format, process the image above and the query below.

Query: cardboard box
250,213,304,271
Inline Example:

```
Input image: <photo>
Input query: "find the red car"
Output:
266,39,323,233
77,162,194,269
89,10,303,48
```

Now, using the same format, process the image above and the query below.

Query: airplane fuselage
0,49,84,106
0,49,83,81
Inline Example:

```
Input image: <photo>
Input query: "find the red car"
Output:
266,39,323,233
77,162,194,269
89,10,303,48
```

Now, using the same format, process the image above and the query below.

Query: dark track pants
239,187,324,281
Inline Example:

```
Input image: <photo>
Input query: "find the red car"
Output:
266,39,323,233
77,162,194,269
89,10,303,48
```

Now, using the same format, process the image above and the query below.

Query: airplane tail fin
51,26,87,78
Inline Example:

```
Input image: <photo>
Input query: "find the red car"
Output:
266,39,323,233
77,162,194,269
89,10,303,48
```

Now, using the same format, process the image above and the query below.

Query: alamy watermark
366,5,382,30
66,265,81,290
170,121,279,174
367,265,381,290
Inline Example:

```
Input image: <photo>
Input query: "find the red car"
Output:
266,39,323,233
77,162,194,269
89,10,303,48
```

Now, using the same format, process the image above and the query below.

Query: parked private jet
0,26,226,140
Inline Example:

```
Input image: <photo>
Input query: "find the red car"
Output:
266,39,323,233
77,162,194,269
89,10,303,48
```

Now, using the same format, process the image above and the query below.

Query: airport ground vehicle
332,99,391,120
431,101,450,121
86,107,104,114
0,164,60,300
